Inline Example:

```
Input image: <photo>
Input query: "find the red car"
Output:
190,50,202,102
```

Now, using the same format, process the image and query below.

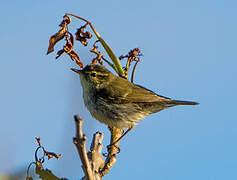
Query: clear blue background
1,0,236,179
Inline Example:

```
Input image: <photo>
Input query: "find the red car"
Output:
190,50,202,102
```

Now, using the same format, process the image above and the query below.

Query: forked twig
73,116,123,179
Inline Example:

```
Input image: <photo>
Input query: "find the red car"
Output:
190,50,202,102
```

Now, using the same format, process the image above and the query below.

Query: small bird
72,64,198,141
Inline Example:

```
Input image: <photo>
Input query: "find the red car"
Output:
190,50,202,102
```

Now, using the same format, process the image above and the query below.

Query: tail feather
167,100,199,106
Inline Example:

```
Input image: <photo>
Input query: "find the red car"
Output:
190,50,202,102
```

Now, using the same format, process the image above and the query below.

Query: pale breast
82,91,149,129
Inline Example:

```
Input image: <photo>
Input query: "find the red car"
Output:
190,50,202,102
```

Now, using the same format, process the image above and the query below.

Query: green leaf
90,28,125,76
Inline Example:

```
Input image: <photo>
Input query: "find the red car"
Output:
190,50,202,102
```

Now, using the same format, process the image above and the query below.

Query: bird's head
71,64,114,90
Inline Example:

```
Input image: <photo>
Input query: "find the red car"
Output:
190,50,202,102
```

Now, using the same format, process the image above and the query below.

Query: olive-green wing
97,76,172,103
128,84,172,102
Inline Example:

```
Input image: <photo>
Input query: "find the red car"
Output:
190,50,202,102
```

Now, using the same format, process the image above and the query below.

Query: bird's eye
91,73,97,77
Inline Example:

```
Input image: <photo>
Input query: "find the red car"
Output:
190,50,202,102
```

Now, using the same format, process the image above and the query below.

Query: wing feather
96,76,172,104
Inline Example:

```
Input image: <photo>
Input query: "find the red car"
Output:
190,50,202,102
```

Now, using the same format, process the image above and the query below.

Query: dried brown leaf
44,150,62,160
119,48,142,61
89,40,104,65
55,32,84,68
75,23,92,46
47,27,67,55
59,14,72,27
47,15,72,55
65,32,74,51
83,31,92,39
56,49,65,59
64,33,83,67
76,36,88,46
69,50,83,68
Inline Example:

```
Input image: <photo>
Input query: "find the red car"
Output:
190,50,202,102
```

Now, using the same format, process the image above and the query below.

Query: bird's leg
111,127,133,145
107,126,134,149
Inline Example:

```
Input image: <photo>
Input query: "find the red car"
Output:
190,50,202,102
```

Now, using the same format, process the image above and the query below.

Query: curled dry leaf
56,32,84,68
69,50,84,68
46,15,71,55
34,138,62,161
47,27,67,55
90,40,104,65
119,48,141,61
119,48,142,67
44,151,62,160
75,23,92,46
131,48,141,58
59,14,72,27
56,49,65,59
119,48,142,78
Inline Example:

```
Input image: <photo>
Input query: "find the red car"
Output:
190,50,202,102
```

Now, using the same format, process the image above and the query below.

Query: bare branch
88,132,105,179
100,127,123,177
73,115,94,180
73,116,123,179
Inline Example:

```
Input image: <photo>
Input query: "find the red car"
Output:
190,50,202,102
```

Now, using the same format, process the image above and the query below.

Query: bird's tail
169,100,199,106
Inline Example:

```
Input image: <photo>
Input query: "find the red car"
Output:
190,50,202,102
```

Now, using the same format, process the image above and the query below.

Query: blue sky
1,0,237,179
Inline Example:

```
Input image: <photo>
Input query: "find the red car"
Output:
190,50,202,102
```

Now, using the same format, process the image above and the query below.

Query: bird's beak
71,68,82,74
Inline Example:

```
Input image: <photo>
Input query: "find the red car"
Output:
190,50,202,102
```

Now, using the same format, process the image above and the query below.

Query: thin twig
102,57,114,69
100,127,123,177
131,58,140,83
